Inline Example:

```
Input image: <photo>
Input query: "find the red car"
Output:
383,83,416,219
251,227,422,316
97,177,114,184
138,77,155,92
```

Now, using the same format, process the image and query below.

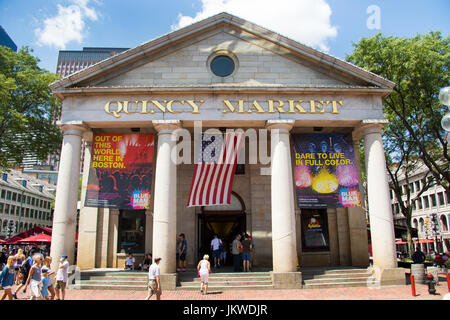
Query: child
0,256,16,300
43,256,55,300
40,267,51,300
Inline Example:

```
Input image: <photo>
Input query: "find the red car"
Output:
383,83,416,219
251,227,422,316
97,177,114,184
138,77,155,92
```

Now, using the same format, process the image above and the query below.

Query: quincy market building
49,13,404,288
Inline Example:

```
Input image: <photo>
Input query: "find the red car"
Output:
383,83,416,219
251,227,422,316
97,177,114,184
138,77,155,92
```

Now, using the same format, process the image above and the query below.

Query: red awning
414,239,436,244
17,233,52,244
395,240,408,244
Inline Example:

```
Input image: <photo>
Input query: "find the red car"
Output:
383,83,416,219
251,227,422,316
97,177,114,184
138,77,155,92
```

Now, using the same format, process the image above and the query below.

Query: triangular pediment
50,12,394,98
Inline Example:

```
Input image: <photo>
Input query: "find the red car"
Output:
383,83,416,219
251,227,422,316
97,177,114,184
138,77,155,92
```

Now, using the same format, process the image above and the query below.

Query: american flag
187,131,245,207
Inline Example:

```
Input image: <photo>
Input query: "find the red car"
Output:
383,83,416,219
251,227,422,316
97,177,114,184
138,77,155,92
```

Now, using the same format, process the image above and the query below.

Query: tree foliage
0,46,62,169
347,32,449,255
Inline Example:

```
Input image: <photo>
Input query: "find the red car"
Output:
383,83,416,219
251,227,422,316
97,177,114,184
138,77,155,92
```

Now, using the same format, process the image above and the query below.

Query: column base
369,266,406,286
160,273,178,290
270,272,303,289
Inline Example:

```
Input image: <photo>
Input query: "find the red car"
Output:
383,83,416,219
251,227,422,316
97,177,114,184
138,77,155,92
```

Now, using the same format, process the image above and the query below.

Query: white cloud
172,0,338,52
35,0,98,49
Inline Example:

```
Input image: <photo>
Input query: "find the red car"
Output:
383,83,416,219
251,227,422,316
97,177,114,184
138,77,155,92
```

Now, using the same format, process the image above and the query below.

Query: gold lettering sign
104,99,343,118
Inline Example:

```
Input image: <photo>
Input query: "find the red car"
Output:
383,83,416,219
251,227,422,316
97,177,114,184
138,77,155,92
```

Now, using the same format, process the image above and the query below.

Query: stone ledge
270,271,302,289
369,267,406,286
160,273,178,290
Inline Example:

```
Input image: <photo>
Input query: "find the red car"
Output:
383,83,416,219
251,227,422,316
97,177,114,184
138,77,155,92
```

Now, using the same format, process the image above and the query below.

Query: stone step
180,280,273,286
303,281,370,289
80,279,147,285
301,268,368,275
85,275,149,281
304,277,371,285
200,272,272,277
188,277,272,282
176,284,275,291
313,273,371,279
77,284,148,291
321,269,369,274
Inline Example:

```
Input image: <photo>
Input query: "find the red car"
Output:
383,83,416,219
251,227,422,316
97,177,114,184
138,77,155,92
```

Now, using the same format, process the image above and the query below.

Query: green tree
347,32,449,256
0,46,62,169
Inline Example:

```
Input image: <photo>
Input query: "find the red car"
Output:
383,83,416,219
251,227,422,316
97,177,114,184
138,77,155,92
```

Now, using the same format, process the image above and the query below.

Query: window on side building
424,196,430,209
430,194,437,207
438,192,445,206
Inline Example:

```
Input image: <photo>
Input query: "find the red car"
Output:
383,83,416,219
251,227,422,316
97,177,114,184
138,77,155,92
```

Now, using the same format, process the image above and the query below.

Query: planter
411,264,425,284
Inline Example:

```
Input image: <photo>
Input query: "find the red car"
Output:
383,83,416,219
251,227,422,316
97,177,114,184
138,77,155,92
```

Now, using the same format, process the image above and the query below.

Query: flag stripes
187,132,244,207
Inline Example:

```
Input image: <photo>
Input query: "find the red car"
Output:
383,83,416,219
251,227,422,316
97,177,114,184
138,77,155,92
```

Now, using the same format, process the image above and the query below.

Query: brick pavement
7,281,449,301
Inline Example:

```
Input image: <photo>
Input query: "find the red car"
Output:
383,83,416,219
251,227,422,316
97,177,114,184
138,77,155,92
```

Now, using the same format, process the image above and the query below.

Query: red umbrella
17,233,52,244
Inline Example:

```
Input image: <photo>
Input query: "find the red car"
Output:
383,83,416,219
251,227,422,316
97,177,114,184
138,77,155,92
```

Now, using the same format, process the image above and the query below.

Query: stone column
362,122,397,270
152,120,180,275
50,122,87,271
347,136,369,267
76,132,99,269
266,120,297,273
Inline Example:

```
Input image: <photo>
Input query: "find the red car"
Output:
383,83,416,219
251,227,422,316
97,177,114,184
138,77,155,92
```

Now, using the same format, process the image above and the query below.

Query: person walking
13,252,24,285
43,256,56,300
40,267,51,300
197,254,211,295
232,234,242,272
24,253,44,300
12,253,32,299
210,234,222,270
55,254,69,300
145,257,162,300
178,233,187,272
241,234,253,272
0,256,16,300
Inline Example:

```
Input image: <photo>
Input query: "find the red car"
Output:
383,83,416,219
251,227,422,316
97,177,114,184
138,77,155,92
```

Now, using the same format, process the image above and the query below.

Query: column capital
265,119,295,132
152,120,181,133
83,130,94,143
57,121,89,137
353,119,388,140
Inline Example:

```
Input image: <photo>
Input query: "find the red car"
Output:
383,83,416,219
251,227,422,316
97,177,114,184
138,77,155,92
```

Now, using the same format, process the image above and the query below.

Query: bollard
447,273,450,293
411,274,416,297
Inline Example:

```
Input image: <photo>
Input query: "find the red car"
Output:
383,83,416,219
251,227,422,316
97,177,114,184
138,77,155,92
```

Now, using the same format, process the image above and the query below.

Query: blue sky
0,0,448,72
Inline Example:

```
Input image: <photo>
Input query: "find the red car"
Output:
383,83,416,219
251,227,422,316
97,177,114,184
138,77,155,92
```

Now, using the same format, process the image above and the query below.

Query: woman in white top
196,254,211,295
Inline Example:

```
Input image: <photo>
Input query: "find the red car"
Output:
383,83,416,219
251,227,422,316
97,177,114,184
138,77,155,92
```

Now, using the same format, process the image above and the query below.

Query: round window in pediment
210,55,235,77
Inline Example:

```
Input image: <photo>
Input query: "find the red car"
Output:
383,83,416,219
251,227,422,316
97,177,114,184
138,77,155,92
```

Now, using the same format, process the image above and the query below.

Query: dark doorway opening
198,213,246,266
197,191,246,266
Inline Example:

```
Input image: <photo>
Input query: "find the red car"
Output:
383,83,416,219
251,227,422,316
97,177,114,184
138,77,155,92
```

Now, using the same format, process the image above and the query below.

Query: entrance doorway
197,192,246,266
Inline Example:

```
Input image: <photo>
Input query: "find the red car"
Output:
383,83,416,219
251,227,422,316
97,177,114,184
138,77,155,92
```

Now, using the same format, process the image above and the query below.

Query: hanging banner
84,133,155,209
292,133,360,208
